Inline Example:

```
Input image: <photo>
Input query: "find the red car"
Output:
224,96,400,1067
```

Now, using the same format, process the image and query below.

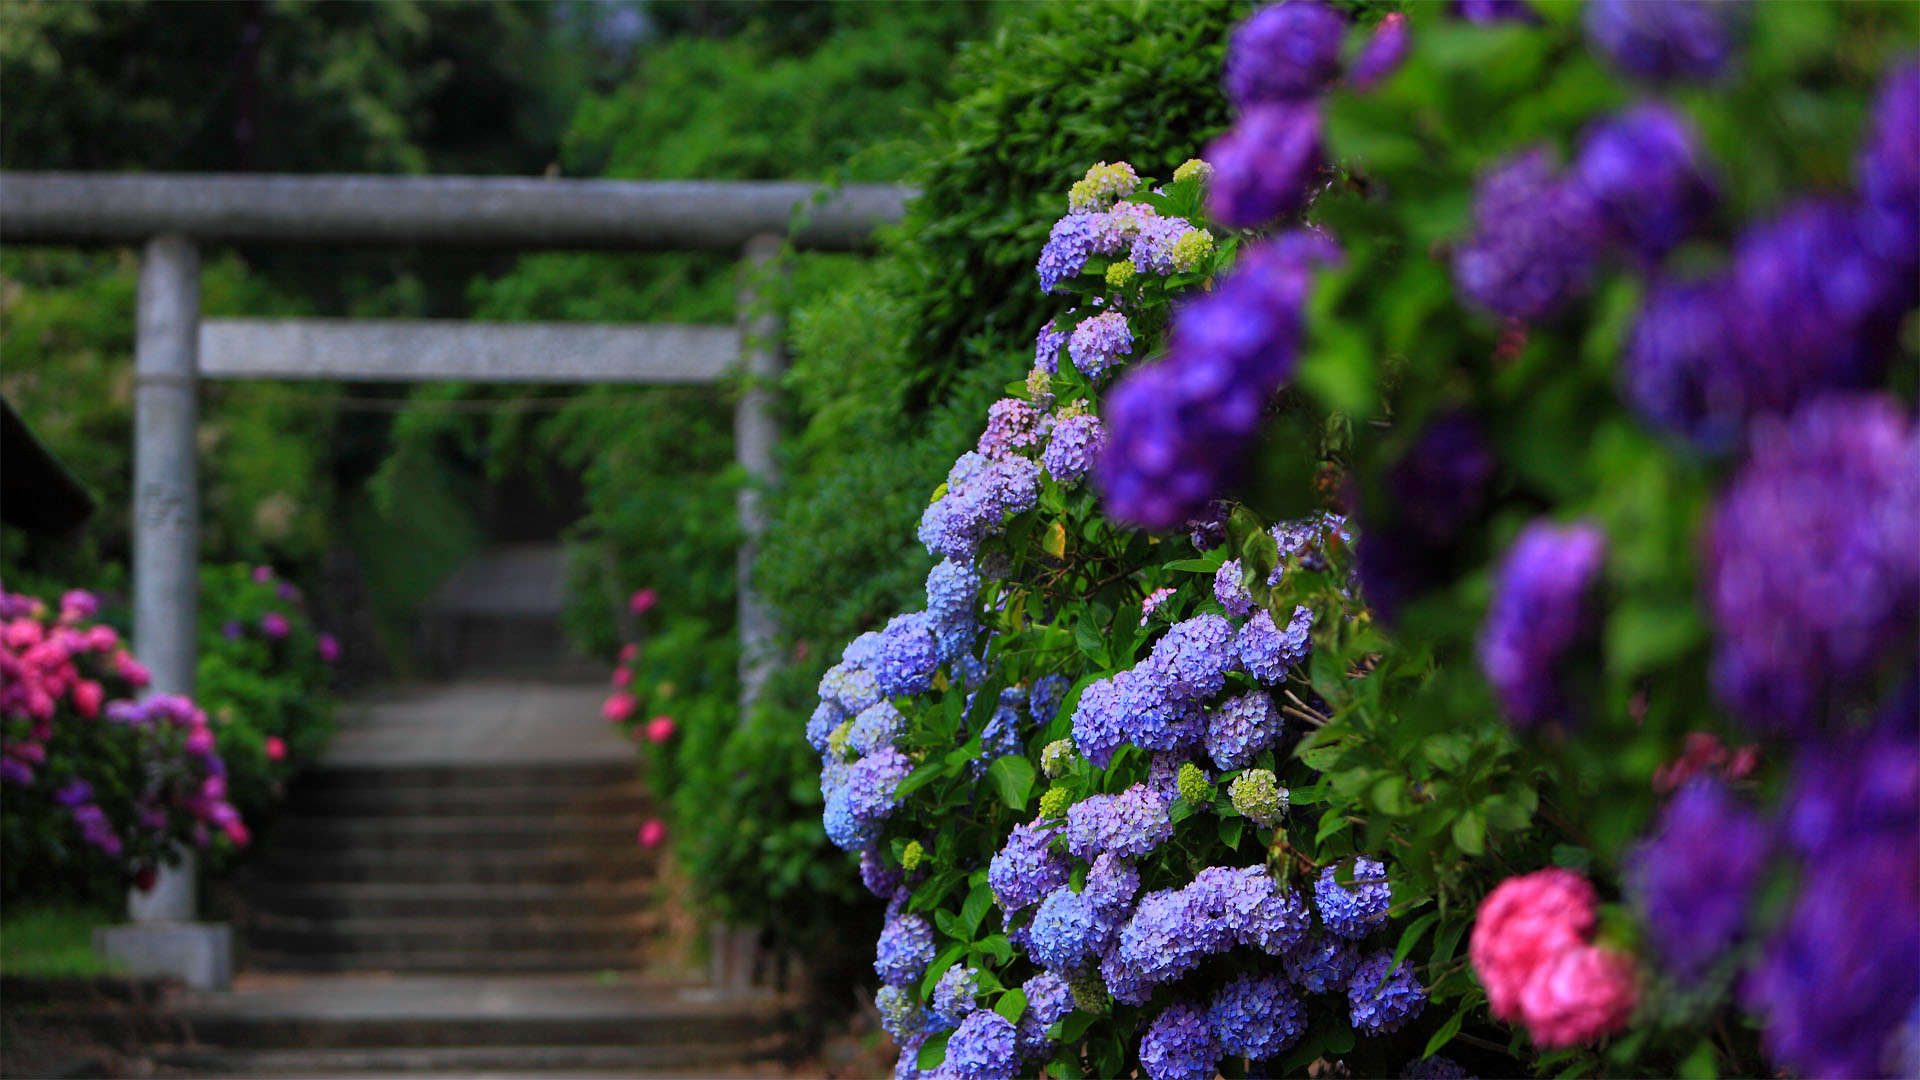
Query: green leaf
1320,1022,1355,1055
916,1031,952,1071
1391,911,1440,971
894,763,944,800
934,910,963,940
975,934,1014,965
922,942,967,999
1451,810,1486,856
995,989,1028,1024
1422,1002,1470,1059
1162,557,1225,573
1074,619,1107,665
1678,1039,1719,1079
1315,806,1349,845
1217,816,1244,850
961,881,994,937
987,755,1036,810
1605,599,1706,681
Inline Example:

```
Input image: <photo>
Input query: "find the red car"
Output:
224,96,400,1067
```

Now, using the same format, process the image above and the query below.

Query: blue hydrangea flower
1205,103,1325,229
1584,0,1740,83
1316,857,1392,939
875,612,939,698
1030,886,1101,972
1117,664,1207,751
848,701,905,757
820,662,883,715
1015,971,1075,1060
1042,413,1108,486
1620,277,1747,452
1150,614,1239,701
1188,501,1230,552
843,630,885,670
989,818,1070,912
1205,690,1284,771
1214,559,1255,618
1626,778,1770,982
978,688,1028,764
1068,312,1133,381
1860,61,1920,277
875,907,935,987
1085,853,1140,914
807,700,847,754
1114,867,1309,992
1238,605,1312,684
877,983,927,1042
1452,147,1602,322
1208,971,1306,1060
943,1009,1018,1080
1478,520,1607,728
977,398,1053,459
1029,674,1070,726
861,845,902,899
1138,1001,1222,1080
927,559,981,628
1065,784,1173,860
824,747,912,851
1099,941,1155,1007
1038,213,1101,294
1034,320,1067,376
1285,933,1361,994
1223,0,1346,106
932,963,985,1026
919,457,1043,562
1070,675,1129,768
1348,949,1427,1035
1572,102,1716,263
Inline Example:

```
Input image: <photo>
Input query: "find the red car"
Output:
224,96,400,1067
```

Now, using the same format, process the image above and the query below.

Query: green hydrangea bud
1067,160,1140,213
1177,762,1214,805
1104,260,1137,290
826,719,855,761
1038,786,1072,820
1168,228,1216,273
901,840,924,872
1229,769,1288,827
1068,969,1111,1013
1172,158,1214,187
1040,739,1077,779
1026,368,1054,408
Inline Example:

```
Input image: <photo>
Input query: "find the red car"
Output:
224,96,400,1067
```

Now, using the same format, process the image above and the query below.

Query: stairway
235,759,661,973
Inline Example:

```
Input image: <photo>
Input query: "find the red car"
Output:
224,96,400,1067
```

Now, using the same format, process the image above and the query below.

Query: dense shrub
1,588,245,903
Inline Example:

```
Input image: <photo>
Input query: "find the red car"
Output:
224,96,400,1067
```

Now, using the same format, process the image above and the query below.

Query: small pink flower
85,624,118,653
1470,868,1597,1022
1139,586,1176,626
316,633,340,664
645,715,676,743
601,692,637,723
114,652,151,688
71,680,103,718
6,618,43,650
1518,943,1638,1048
611,667,633,688
629,588,658,615
252,566,274,584
58,590,98,623
617,642,639,664
184,727,216,755
265,736,286,762
260,611,290,639
637,818,667,848
223,818,251,847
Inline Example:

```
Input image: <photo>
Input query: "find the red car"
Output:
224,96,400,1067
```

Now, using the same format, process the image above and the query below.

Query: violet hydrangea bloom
1213,558,1255,618
1779,717,1919,860
1223,1,1345,106
1209,971,1306,1060
1205,690,1284,771
1030,886,1102,972
989,818,1071,912
1015,971,1075,1059
1705,395,1919,731
1205,103,1326,229
943,1008,1019,1080
1316,856,1393,939
1285,933,1361,994
1238,605,1313,684
1572,102,1716,263
1042,413,1108,486
1065,784,1173,860
1859,60,1920,276
875,906,936,987
823,747,912,851
1149,614,1239,700
1037,213,1101,293
1620,277,1747,451
977,398,1052,459
1584,0,1740,83
1084,852,1142,914
1450,0,1536,24
932,963,985,1026
1116,664,1207,750
1626,777,1770,982
1349,13,1410,91
1068,312,1133,381
861,845,903,899
1348,949,1428,1034
1452,147,1603,322
1034,319,1068,375
1477,520,1607,728
1029,673,1070,725
875,612,939,698
1138,1000,1222,1080
1069,674,1128,767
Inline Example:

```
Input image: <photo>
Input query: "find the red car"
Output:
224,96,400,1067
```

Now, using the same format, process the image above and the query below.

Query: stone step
241,912,664,956
263,815,651,852
238,948,659,974
245,846,658,886
157,1041,791,1077
278,782,653,819
239,881,657,921
296,760,638,792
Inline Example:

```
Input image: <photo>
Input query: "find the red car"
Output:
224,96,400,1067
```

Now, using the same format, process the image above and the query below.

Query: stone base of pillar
708,922,762,992
95,922,232,990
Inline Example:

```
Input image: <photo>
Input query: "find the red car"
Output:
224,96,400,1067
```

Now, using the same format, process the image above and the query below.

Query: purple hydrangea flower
1626,778,1770,982
1348,949,1427,1035
932,963,985,1026
977,687,1028,764
1150,614,1239,701
1209,971,1306,1060
1069,674,1128,768
1187,501,1231,551
820,662,883,715
919,457,1043,562
1065,784,1173,860
876,984,926,1043
1391,411,1495,545
1316,856,1392,939
1452,147,1603,322
1015,971,1074,1059
1780,718,1919,861
1030,886,1101,972
1213,559,1255,618
1705,395,1919,731
1029,674,1070,726
1223,1,1346,106
1573,102,1716,263
1859,60,1920,276
1068,312,1133,382
53,779,93,807
1114,866,1311,992
1238,605,1313,685
861,845,903,898
977,398,1053,459
1085,853,1141,914
1043,413,1108,485
1205,690,1284,771
876,906,936,987
1620,276,1747,451
1116,664,1207,750
1584,0,1740,83
823,747,912,851
1350,13,1410,91
1401,1056,1473,1079
1285,933,1361,994
1477,520,1607,728
1034,319,1068,375
1450,0,1537,24
1038,214,1101,293
1139,1001,1222,1080
848,701,905,757
990,818,1070,912
926,559,980,632
875,612,940,698
1097,233,1340,530
943,1008,1019,1080
1205,103,1326,229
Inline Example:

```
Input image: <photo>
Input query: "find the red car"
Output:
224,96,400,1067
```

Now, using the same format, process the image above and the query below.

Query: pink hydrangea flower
618,642,639,664
265,736,286,762
1470,868,1598,1022
645,715,676,744
602,692,637,723
638,818,667,848
1518,943,1638,1047
316,634,340,664
85,625,118,653
252,566,274,584
611,667,633,689
1140,586,1177,626
58,590,98,623
260,612,290,640
629,588,658,615
71,680,103,718
114,652,151,687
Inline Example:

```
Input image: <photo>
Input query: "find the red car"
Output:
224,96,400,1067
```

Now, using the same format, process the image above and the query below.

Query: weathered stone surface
94,923,232,991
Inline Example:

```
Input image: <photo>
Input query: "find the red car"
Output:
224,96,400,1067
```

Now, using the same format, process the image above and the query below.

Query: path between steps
323,679,631,766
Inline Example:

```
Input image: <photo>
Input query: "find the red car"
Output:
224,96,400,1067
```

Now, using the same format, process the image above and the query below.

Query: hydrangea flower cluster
1476,521,1607,728
1035,163,1214,297
1315,857,1392,939
1470,869,1637,1048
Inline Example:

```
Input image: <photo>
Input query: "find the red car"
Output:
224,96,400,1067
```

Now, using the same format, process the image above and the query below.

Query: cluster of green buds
1067,160,1141,212
1229,768,1288,827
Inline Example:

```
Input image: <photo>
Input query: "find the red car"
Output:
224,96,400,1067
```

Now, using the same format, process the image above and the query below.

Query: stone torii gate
0,171,907,986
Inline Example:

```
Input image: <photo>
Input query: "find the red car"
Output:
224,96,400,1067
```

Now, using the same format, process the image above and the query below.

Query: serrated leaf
894,763,943,800
975,934,1014,965
916,1031,952,1070
987,755,1036,810
995,989,1028,1024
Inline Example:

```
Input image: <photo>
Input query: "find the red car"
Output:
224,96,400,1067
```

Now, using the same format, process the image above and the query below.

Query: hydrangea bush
1,586,247,900
805,2,1917,1078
